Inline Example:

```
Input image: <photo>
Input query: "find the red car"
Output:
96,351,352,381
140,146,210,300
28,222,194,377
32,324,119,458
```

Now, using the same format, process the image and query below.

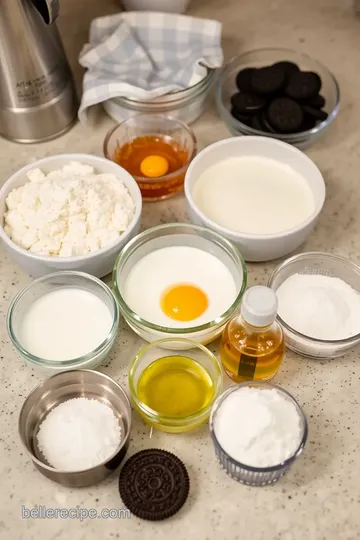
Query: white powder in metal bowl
214,387,303,468
36,397,122,471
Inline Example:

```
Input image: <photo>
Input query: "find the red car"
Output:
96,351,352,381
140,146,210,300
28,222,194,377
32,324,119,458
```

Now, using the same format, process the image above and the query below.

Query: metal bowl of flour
18,370,131,487
268,252,360,359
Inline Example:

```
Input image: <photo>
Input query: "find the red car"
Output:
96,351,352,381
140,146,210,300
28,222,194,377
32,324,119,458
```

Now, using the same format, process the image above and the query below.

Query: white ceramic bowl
0,154,142,278
184,137,326,262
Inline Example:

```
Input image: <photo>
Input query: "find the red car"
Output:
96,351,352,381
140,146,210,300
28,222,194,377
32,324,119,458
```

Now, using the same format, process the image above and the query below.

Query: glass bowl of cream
113,223,247,347
7,271,119,372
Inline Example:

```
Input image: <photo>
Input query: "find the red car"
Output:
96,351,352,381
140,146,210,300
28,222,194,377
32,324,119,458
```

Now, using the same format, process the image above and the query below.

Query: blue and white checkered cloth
78,12,223,123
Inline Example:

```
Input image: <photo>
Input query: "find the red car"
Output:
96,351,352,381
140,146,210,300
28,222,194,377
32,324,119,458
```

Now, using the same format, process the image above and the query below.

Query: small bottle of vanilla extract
220,286,285,383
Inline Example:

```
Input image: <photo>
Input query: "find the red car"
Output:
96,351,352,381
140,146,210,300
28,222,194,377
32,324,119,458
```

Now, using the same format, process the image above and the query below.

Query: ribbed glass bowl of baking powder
268,252,360,359
209,382,308,486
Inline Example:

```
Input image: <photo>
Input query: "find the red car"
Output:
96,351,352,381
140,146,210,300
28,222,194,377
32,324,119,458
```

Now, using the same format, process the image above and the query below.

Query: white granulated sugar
4,162,135,257
214,387,302,467
36,397,122,471
276,273,360,340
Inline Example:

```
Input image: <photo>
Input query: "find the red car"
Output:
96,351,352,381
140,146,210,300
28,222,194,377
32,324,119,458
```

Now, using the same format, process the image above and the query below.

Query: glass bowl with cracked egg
0,154,142,278
268,252,360,359
113,223,247,347
104,114,197,201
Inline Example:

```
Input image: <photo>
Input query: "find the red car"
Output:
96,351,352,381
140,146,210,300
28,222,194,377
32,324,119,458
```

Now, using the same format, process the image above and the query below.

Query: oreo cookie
267,97,303,133
231,108,252,125
251,65,286,95
231,60,327,136
119,449,190,521
272,61,300,79
302,105,329,122
236,68,256,92
261,111,278,133
307,94,326,109
298,114,317,132
285,71,322,100
251,114,264,131
231,92,266,114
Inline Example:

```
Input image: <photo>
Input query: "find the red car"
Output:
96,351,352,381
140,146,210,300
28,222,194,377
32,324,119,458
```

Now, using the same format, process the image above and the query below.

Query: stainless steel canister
0,0,78,143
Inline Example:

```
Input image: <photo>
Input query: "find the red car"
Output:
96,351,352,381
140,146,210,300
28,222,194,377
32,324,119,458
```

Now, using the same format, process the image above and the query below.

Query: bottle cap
241,286,278,327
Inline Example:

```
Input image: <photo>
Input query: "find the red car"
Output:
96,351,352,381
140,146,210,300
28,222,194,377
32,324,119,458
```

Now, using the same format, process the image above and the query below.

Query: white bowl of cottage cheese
0,154,142,278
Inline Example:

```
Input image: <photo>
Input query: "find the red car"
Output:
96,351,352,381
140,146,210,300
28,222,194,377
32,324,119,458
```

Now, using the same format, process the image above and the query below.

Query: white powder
276,273,360,340
214,387,303,467
4,162,135,257
37,397,122,471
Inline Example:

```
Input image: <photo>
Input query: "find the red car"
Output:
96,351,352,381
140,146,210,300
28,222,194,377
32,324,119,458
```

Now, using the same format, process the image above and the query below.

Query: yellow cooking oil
137,355,215,418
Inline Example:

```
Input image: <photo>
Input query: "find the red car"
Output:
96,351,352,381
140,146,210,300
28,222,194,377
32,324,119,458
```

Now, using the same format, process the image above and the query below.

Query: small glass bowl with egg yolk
103,114,197,201
113,223,247,347
129,338,223,433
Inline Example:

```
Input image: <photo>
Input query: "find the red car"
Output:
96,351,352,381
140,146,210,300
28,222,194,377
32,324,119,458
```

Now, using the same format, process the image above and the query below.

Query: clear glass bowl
268,252,360,359
103,69,216,126
209,382,308,486
129,338,223,433
112,223,247,346
216,48,340,150
7,271,119,372
103,114,197,201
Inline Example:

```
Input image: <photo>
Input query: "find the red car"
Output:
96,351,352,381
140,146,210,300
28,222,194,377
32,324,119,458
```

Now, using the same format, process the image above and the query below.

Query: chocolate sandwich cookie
236,68,256,92
251,64,286,95
285,71,322,100
267,97,304,133
261,110,278,133
272,61,300,79
307,94,326,109
231,92,267,114
231,107,252,125
119,449,190,521
302,105,329,122
251,114,264,131
298,114,317,132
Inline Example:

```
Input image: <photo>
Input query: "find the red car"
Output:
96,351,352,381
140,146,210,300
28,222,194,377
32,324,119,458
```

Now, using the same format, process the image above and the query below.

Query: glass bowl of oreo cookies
216,48,340,149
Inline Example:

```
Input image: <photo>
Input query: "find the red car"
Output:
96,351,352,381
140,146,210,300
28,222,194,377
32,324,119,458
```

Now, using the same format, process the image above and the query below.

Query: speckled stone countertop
1,1,360,539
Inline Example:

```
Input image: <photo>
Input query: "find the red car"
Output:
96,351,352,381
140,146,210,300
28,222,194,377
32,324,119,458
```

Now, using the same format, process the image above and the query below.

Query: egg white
123,246,238,328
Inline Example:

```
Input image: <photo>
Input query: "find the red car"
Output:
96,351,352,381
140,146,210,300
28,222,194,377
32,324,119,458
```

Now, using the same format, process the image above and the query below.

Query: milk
192,156,315,235
18,288,113,361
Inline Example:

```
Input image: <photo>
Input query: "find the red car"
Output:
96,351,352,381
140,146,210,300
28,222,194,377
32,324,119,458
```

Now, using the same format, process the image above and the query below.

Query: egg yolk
161,284,209,322
140,155,169,178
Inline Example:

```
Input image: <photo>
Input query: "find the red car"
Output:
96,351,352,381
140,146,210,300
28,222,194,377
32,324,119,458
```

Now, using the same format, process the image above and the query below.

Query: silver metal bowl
18,370,131,488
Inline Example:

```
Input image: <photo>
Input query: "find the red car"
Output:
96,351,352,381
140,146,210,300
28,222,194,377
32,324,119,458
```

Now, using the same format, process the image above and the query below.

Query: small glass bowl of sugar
209,382,308,486
268,252,360,359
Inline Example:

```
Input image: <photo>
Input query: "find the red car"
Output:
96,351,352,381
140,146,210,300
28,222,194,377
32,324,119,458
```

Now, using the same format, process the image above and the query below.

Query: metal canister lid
32,0,59,24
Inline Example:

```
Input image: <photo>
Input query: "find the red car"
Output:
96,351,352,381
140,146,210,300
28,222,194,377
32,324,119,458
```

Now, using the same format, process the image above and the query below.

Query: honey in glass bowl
104,115,197,201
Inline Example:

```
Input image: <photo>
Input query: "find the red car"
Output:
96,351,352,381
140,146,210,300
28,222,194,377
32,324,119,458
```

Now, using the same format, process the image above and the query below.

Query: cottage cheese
3,162,136,257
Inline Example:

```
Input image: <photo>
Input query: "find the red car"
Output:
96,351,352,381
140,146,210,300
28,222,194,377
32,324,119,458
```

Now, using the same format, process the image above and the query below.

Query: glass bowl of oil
103,114,197,201
129,338,223,433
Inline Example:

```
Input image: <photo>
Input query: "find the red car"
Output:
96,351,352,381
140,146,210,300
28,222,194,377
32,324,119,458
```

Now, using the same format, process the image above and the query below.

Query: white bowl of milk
184,136,325,262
